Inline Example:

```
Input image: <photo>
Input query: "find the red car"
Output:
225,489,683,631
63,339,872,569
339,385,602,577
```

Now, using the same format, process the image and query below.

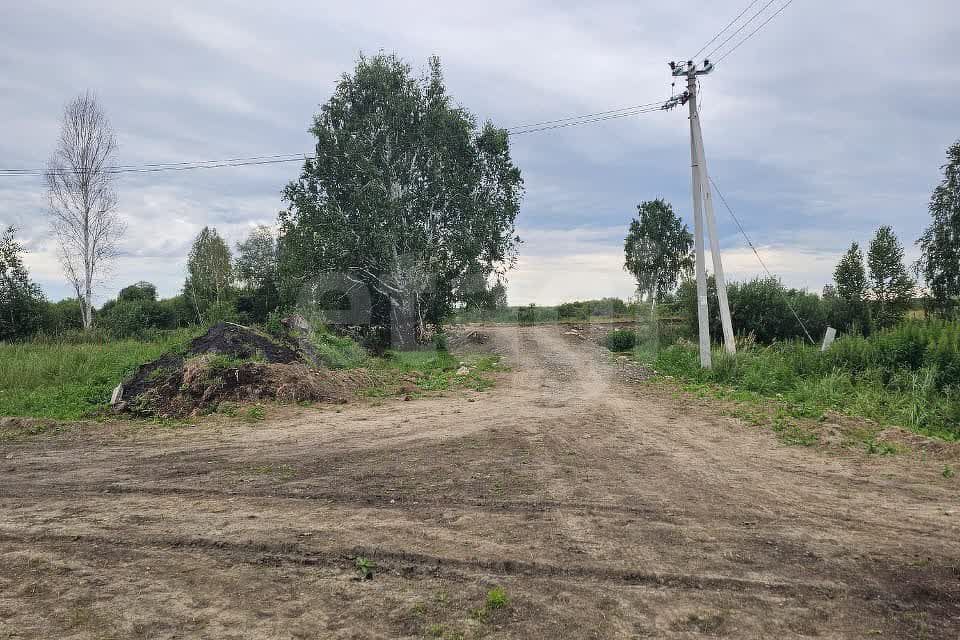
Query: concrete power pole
665,59,736,367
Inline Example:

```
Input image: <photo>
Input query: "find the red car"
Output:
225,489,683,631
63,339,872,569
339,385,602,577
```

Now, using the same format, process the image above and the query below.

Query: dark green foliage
557,297,629,320
279,54,523,341
831,243,870,333
867,225,914,329
184,227,233,324
95,283,191,339
605,329,637,352
0,226,46,341
624,199,694,302
235,226,279,323
40,298,84,336
517,304,537,326
118,281,158,303
917,139,960,315
678,276,826,344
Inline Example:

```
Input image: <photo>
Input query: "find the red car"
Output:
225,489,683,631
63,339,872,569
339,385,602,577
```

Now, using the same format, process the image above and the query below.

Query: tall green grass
0,330,197,420
650,319,960,441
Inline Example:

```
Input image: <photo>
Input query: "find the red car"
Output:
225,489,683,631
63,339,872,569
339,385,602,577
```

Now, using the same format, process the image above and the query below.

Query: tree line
622,138,960,343
2,54,521,344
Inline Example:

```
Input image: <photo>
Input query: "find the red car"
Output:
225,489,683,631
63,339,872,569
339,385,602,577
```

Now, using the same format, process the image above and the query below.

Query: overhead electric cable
691,0,762,60
503,100,663,131
0,99,669,177
708,174,817,345
704,0,781,61
714,0,796,63
508,106,663,135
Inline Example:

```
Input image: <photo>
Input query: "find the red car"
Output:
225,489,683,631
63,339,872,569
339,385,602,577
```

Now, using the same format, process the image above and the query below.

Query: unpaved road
1,325,958,639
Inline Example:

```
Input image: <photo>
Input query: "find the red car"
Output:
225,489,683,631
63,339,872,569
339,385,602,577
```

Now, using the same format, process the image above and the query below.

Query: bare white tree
45,91,124,329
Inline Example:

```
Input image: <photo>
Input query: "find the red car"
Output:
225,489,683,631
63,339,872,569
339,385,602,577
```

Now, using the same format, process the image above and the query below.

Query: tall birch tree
45,91,124,330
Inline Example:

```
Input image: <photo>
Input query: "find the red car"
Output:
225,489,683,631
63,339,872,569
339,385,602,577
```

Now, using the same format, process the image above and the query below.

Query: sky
1,0,958,306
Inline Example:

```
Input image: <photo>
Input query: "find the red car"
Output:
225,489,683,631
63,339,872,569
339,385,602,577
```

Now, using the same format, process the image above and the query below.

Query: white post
691,109,736,354
687,72,711,369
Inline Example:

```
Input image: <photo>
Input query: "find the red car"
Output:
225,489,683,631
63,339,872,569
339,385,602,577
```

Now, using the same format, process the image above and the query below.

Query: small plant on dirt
206,354,247,376
243,404,266,422
944,465,955,479
354,556,376,580
217,402,238,417
865,437,896,456
605,329,637,352
485,586,508,610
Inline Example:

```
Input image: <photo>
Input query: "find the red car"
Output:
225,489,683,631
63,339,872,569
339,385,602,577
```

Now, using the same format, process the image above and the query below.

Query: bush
678,276,828,344
605,329,637,352
557,298,629,320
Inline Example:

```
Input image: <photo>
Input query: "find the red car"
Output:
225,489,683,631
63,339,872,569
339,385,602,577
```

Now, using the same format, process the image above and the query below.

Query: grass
0,328,199,420
643,333,960,443
365,350,505,397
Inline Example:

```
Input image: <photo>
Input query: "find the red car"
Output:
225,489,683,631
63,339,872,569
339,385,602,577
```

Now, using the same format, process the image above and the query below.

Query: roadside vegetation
604,144,960,444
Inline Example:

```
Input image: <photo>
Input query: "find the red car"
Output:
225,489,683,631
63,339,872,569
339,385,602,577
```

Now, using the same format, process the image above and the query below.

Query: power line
704,0,781,61
0,155,310,177
504,100,664,131
508,106,663,135
0,101,668,176
714,0,796,63
708,174,817,345
691,0,762,60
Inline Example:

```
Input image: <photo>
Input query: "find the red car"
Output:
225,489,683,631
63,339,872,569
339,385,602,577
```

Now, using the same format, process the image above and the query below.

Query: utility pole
664,59,736,367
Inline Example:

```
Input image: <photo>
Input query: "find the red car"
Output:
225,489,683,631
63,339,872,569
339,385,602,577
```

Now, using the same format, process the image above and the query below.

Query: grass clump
485,586,508,610
309,329,368,369
242,404,266,422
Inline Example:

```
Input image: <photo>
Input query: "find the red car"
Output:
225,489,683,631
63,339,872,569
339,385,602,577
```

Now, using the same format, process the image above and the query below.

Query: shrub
605,329,637,352
677,276,828,344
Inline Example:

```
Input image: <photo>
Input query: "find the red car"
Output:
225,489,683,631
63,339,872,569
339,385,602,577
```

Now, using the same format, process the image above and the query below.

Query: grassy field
0,332,197,420
634,321,960,443
0,330,503,421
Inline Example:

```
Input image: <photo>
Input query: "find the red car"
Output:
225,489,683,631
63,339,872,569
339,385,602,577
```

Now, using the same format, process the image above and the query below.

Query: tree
279,54,523,347
0,226,46,341
184,227,233,324
235,226,279,322
868,225,914,329
117,281,157,302
831,242,869,333
624,199,693,306
45,91,124,330
917,139,960,315
834,242,867,302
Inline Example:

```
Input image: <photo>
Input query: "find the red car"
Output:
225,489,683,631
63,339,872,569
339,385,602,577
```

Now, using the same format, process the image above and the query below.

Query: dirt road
1,325,958,639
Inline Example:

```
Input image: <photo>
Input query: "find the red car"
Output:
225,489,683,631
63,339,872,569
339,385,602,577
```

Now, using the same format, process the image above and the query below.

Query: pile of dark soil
114,322,368,418
188,322,300,364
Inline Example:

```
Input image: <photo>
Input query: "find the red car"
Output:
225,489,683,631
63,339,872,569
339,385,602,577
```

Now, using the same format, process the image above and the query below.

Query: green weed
485,586,508,610
243,404,266,422
354,556,376,580
944,465,955,479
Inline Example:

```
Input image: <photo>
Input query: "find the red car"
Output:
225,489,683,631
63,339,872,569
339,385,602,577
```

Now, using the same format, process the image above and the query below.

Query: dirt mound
187,322,300,363
122,357,370,418
115,322,367,418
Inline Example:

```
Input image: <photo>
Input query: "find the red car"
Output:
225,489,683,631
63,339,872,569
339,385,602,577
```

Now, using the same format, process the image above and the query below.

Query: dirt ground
1,325,958,639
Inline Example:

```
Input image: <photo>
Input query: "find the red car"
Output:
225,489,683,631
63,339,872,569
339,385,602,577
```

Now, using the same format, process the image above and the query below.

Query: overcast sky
1,0,957,305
